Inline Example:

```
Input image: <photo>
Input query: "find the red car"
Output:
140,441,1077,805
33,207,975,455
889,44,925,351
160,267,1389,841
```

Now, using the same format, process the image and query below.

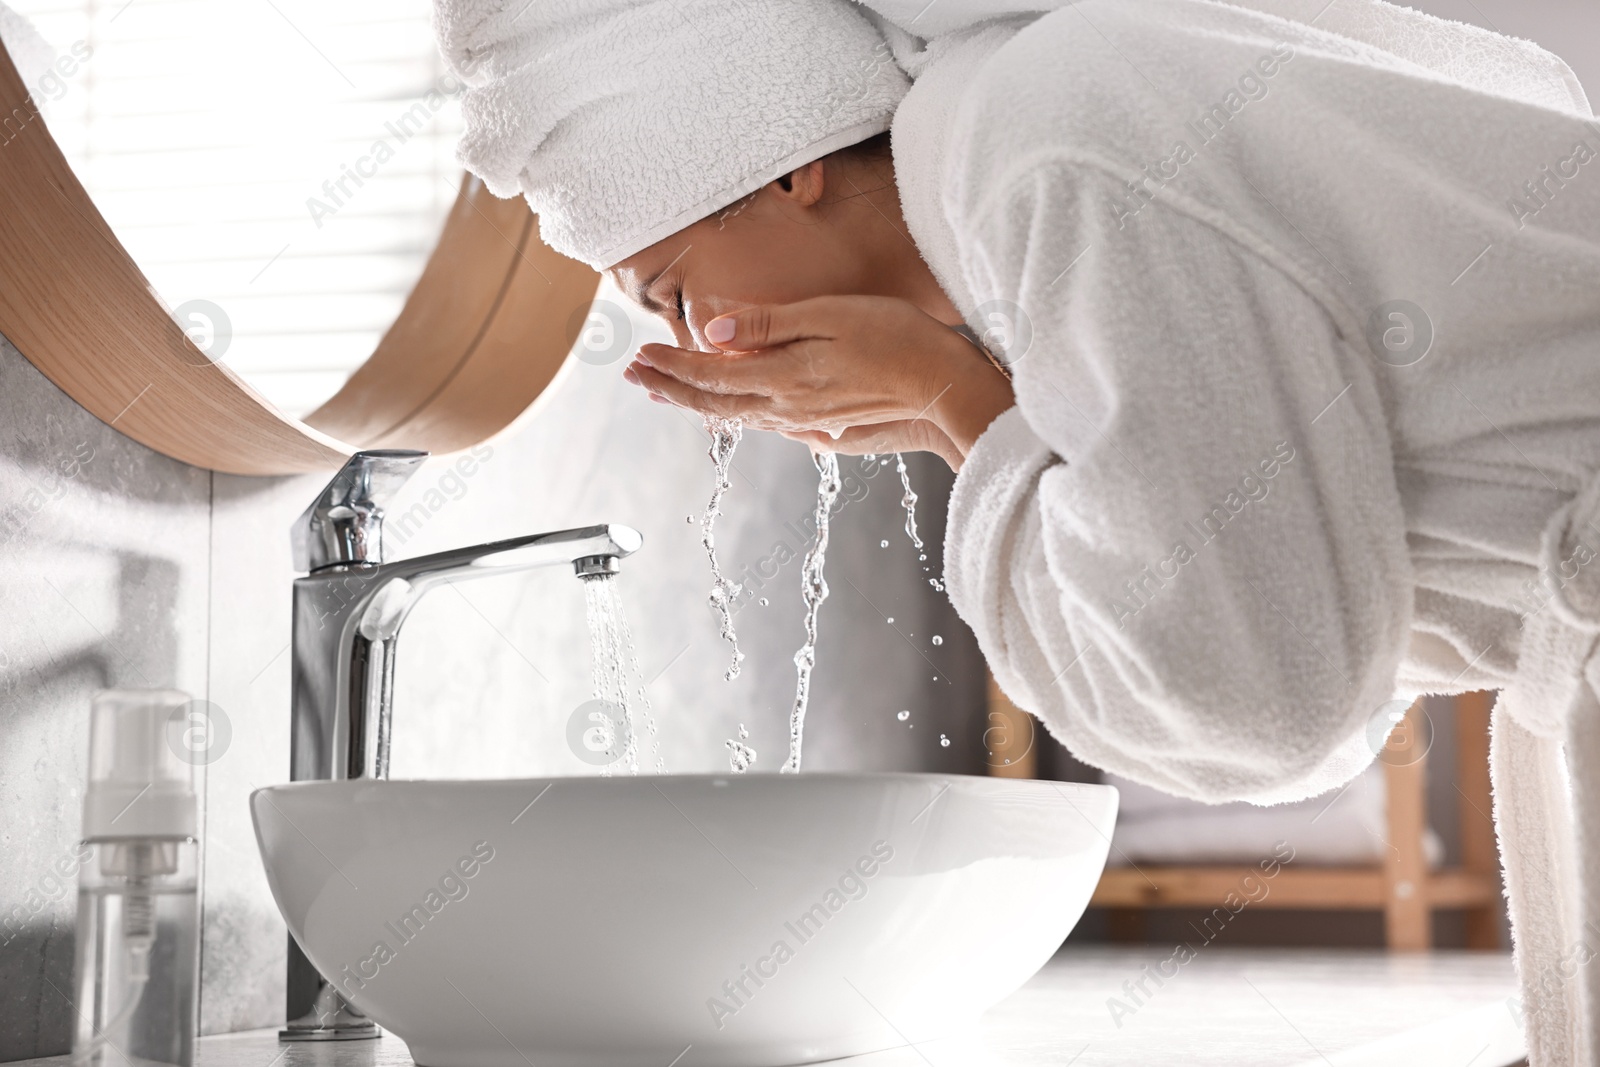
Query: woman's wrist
927,334,1015,468
921,423,965,471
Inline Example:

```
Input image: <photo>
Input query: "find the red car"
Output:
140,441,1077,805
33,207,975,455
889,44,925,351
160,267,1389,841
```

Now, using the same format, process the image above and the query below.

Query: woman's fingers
636,342,781,396
627,361,770,421
703,296,844,352
780,420,958,458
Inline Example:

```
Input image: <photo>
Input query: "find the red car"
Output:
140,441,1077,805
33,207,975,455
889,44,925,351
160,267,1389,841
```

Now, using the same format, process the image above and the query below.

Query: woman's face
606,156,957,348
607,195,847,349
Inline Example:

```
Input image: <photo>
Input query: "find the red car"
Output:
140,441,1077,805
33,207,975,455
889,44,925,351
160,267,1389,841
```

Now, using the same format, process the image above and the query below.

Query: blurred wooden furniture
985,681,1504,950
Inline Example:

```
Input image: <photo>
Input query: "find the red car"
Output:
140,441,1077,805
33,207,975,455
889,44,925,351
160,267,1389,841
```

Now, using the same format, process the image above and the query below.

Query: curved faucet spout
292,522,642,785
384,524,642,587
355,525,643,643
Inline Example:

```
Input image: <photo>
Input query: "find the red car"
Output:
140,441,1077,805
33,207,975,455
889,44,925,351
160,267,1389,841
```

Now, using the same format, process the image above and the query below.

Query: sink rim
251,769,1121,798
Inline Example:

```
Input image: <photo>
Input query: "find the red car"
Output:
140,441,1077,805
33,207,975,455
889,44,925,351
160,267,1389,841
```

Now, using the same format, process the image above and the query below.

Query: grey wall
0,320,986,1058
0,339,212,1057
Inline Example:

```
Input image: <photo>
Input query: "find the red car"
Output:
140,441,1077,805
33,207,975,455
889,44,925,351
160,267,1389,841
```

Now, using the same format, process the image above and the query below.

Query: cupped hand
622,295,1015,470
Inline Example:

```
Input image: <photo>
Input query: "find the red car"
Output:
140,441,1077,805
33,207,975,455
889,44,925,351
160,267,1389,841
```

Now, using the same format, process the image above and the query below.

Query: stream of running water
781,450,842,774
693,440,937,773
584,573,662,775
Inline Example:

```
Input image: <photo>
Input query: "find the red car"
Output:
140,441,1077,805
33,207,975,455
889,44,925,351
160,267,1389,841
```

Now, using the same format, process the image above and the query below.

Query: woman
435,0,1600,1059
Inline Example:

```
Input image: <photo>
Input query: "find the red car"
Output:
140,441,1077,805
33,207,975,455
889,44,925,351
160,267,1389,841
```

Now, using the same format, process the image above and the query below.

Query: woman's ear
770,159,828,208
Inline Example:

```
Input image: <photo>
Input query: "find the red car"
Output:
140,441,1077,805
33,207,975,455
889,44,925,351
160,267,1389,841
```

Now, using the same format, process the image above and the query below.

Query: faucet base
278,1027,381,1043
279,983,381,1042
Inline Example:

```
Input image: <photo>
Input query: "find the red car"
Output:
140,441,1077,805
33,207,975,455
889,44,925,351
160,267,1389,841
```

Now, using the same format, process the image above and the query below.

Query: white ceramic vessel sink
252,773,1116,1067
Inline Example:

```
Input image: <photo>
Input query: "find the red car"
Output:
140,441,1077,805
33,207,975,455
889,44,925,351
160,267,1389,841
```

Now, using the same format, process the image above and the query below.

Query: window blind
11,0,465,418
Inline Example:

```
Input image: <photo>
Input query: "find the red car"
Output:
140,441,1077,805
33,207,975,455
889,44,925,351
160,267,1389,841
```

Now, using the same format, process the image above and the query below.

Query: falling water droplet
939,734,951,747
880,540,889,548
897,710,910,721
895,454,924,553
918,553,927,562
758,597,769,607
686,515,694,523
931,635,943,646
886,617,895,624
725,723,757,773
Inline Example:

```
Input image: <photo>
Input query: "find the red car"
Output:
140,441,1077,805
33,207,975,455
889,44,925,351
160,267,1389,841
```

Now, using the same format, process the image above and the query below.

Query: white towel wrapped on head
429,0,910,269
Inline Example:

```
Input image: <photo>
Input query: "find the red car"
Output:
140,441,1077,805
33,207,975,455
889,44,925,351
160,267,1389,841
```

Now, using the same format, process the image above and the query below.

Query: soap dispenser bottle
72,689,201,1067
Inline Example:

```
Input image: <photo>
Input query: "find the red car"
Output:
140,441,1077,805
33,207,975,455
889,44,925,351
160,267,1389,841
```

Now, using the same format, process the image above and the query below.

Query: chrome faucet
279,449,641,1041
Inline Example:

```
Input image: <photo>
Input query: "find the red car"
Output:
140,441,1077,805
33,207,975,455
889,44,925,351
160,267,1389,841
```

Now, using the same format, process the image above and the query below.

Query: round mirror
10,0,462,417
0,2,598,474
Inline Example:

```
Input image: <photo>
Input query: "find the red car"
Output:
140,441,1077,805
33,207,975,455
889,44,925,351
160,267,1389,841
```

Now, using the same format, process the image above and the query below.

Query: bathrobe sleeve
943,158,1415,805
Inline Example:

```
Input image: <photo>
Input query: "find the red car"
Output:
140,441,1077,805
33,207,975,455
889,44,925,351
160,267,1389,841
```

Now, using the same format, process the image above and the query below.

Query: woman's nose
681,303,734,352
666,317,696,351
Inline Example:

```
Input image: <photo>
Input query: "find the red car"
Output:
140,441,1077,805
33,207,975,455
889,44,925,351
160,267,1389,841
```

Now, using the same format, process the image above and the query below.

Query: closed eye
674,288,686,322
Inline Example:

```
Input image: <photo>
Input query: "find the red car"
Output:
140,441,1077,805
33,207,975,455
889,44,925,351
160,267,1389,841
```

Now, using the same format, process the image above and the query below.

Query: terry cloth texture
430,0,910,269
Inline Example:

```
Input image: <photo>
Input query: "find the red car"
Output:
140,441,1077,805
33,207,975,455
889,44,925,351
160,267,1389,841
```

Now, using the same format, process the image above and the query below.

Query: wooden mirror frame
0,40,600,476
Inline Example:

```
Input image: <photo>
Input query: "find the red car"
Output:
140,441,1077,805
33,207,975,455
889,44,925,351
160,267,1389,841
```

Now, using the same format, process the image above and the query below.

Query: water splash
725,723,757,773
781,450,842,774
894,452,922,552
701,416,745,680
584,574,663,775
892,452,946,592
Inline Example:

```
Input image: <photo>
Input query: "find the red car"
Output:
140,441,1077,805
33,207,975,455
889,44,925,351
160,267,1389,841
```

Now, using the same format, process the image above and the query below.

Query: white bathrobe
880,0,1600,1061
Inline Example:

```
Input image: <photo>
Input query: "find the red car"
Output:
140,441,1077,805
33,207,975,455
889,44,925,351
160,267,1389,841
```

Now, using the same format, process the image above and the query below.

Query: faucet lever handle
291,449,429,573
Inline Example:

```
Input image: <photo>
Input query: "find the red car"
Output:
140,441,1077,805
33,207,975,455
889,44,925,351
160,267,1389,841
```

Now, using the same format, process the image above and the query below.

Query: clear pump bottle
72,689,200,1067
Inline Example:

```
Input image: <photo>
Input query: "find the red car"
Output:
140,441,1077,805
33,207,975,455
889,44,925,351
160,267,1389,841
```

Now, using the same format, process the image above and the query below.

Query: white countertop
24,947,1525,1067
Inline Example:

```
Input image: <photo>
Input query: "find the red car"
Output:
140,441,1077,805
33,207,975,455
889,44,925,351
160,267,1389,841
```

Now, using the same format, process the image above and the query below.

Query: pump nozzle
83,689,197,842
